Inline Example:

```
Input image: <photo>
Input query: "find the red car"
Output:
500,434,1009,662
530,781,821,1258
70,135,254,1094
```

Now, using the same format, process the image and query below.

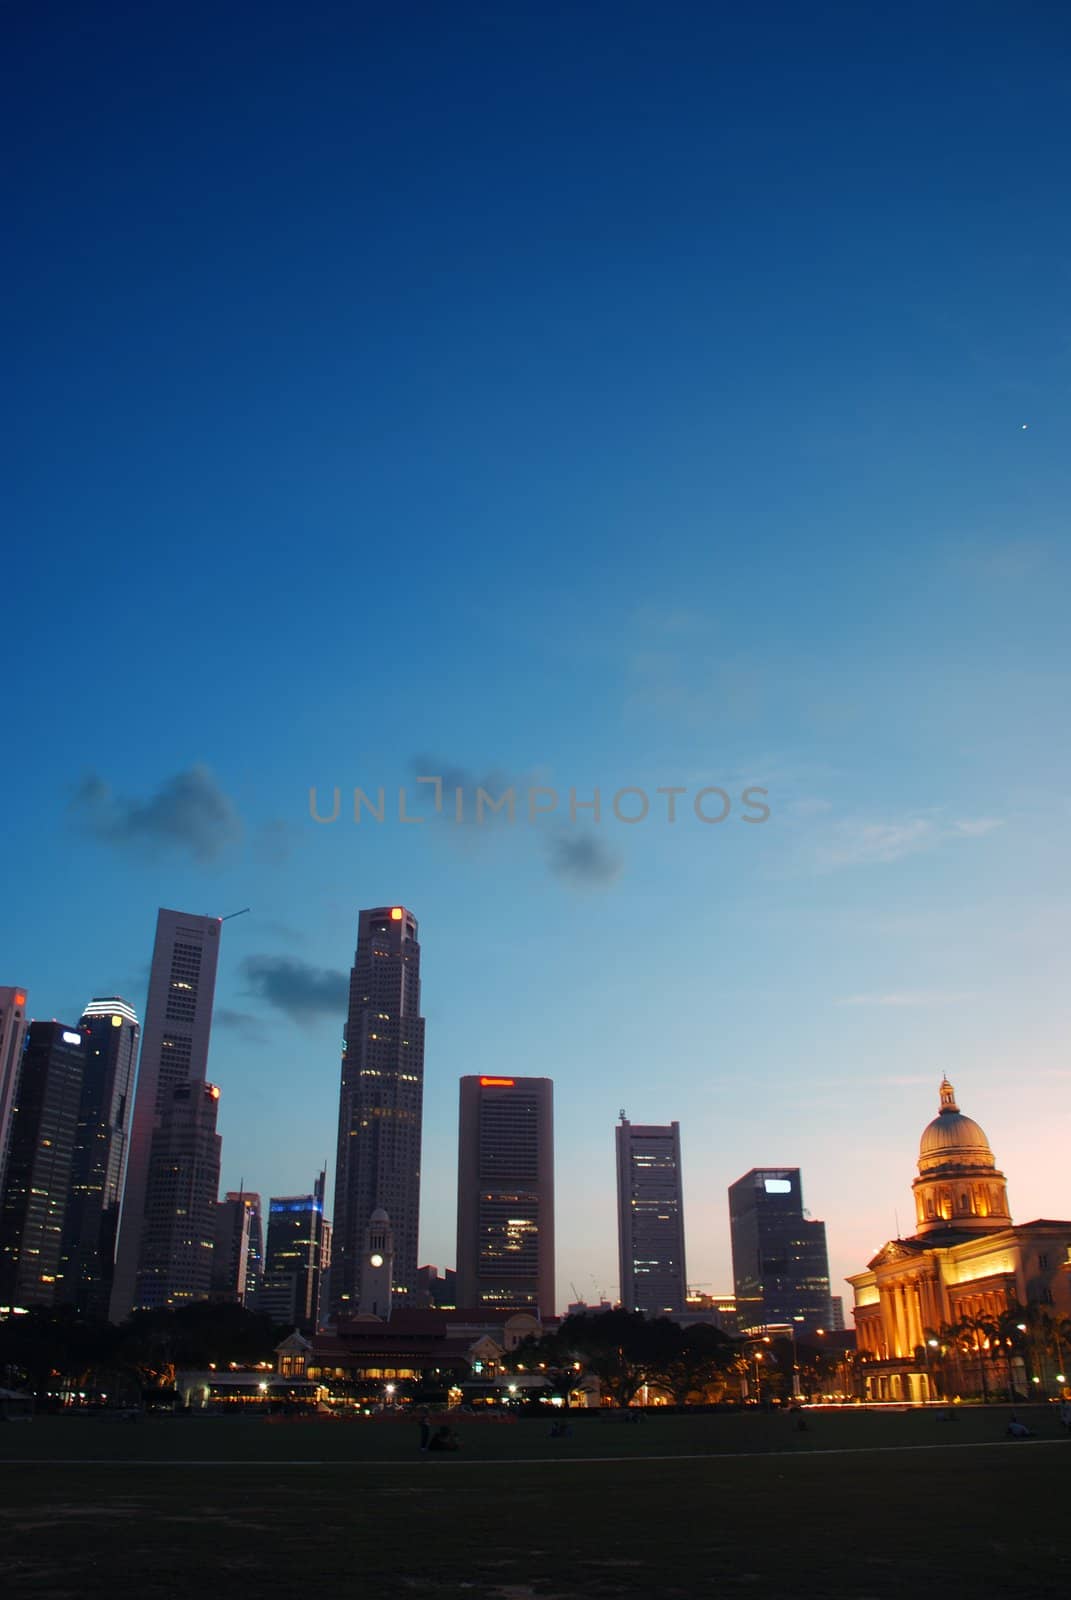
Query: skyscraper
332,907,425,1315
213,1189,263,1306
136,1080,222,1310
0,1021,85,1309
110,909,223,1321
260,1172,325,1330
616,1116,687,1315
728,1168,831,1334
57,998,140,1316
0,986,29,1199
456,1075,555,1316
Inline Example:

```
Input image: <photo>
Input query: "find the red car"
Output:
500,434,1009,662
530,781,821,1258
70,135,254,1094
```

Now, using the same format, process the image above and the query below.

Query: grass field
2,1408,1069,1598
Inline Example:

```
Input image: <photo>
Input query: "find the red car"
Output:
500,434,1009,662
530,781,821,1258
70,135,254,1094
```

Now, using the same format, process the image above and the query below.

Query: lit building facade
456,1075,555,1316
729,1167,831,1333
111,909,223,1320
0,986,29,1200
848,1079,1071,1401
135,1080,222,1310
332,907,425,1315
57,998,140,1316
616,1116,687,1314
0,1021,85,1308
260,1172,326,1330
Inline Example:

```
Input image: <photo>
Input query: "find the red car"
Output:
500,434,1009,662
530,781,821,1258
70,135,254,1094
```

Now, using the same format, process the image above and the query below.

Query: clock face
369,1253,384,1268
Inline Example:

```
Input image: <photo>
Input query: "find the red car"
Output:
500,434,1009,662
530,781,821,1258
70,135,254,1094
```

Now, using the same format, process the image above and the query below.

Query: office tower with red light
332,907,425,1316
456,1075,555,1316
0,986,29,1199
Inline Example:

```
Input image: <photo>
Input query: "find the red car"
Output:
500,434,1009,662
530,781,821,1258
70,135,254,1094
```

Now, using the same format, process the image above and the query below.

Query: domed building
848,1080,1071,1402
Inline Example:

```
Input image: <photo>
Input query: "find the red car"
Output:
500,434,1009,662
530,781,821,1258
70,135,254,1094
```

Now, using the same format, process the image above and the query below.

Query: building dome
918,1079,994,1168
911,1079,1011,1237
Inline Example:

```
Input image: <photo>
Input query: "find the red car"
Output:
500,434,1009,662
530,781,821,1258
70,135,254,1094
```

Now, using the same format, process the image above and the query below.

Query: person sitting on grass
429,1425,460,1452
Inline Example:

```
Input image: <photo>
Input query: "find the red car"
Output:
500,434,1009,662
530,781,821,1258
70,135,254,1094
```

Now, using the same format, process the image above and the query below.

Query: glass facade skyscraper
728,1167,831,1333
616,1117,687,1315
332,907,424,1316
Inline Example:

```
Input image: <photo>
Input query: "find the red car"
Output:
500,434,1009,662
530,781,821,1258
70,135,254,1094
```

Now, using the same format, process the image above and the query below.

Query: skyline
3,892,1064,1314
4,2,1069,1316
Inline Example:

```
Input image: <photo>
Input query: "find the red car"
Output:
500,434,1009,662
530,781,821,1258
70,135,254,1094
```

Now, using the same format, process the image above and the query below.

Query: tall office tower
135,1080,222,1310
56,998,140,1316
0,986,29,1198
213,1189,263,1306
110,909,222,1321
212,1191,254,1303
728,1168,831,1334
0,1022,84,1309
615,1116,687,1315
260,1172,325,1330
456,1075,555,1315
332,906,425,1315
318,1218,331,1325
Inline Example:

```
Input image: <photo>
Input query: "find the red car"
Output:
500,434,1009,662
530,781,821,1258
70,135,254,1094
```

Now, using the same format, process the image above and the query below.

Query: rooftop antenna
894,1208,901,1239
221,908,251,921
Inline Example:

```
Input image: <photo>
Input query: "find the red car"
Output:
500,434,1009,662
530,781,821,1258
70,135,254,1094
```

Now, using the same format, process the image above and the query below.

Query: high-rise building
456,1075,555,1316
56,998,139,1316
332,907,425,1315
0,1021,85,1309
212,1191,255,1304
212,1189,263,1306
615,1116,687,1315
728,1167,831,1334
110,909,223,1321
0,986,29,1199
260,1172,325,1330
136,1080,222,1310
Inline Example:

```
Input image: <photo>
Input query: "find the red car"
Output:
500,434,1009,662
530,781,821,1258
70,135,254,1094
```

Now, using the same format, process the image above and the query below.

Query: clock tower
358,1208,394,1318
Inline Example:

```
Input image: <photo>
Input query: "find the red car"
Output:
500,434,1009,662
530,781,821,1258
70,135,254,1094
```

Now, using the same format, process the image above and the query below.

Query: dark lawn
1,1411,1068,1598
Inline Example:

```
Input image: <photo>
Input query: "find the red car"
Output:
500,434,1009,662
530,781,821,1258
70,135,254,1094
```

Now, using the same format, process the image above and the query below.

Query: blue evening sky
4,1,1069,1305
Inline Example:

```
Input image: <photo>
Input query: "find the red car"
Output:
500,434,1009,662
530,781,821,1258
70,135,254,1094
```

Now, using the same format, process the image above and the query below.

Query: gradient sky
5,1,1070,1312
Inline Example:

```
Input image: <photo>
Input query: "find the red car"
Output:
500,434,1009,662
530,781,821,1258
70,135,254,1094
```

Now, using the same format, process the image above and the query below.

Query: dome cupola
911,1078,1011,1237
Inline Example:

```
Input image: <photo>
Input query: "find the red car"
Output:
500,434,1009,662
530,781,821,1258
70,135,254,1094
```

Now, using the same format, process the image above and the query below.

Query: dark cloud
215,1007,268,1042
545,832,623,887
252,818,296,865
71,765,242,863
240,955,348,1022
410,756,517,826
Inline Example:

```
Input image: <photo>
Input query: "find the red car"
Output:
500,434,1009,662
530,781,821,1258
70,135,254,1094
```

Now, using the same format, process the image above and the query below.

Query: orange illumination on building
390,907,403,920
15,991,26,1006
208,1085,221,1100
480,1076,515,1087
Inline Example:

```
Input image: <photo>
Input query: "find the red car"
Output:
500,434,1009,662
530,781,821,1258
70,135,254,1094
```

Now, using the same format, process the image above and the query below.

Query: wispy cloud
835,991,974,1008
814,813,1005,870
950,817,1004,838
240,955,348,1022
71,765,242,863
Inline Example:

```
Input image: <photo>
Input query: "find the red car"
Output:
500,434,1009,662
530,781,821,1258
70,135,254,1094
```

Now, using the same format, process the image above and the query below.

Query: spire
939,1077,958,1114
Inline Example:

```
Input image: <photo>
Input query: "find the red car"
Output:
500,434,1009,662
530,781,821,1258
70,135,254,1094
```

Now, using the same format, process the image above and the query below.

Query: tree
647,1323,736,1405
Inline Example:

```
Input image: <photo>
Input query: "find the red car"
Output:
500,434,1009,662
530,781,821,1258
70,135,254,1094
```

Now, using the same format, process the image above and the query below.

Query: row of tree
505,1309,740,1406
914,1304,1071,1400
0,1302,283,1402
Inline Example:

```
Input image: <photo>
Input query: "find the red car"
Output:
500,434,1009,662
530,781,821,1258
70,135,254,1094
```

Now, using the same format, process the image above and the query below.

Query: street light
924,1338,939,1402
